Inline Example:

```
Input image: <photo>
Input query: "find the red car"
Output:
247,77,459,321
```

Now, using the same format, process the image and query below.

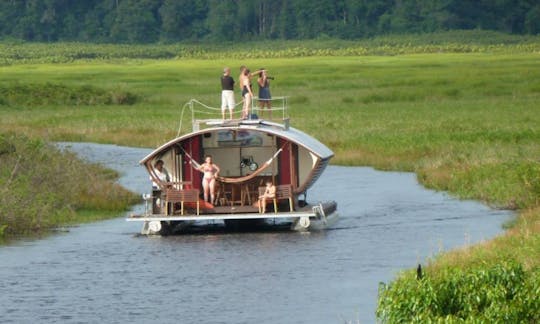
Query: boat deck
127,204,320,222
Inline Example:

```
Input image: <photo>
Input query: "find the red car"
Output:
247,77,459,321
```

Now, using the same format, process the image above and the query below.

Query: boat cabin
140,119,333,215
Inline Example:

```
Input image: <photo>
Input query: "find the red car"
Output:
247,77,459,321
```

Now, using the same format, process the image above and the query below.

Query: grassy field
1,54,539,207
1,38,539,321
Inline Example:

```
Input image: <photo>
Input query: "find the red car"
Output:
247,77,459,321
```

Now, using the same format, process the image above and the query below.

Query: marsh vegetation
0,33,538,321
0,134,139,240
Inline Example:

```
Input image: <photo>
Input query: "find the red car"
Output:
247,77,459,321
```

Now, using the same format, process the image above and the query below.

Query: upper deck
141,97,333,167
178,96,291,134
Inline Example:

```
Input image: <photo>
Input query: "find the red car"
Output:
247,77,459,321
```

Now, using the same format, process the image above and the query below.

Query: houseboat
127,98,338,234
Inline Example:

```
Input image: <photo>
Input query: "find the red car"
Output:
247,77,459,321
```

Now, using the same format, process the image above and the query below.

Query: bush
0,134,138,238
0,83,138,106
377,262,540,323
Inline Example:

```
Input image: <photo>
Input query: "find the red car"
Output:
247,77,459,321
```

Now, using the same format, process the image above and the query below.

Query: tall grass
0,134,139,239
0,82,138,106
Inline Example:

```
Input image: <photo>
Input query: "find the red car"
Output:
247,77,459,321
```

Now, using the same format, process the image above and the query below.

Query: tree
12,0,46,41
1,0,539,43
159,0,207,41
206,0,238,41
110,0,161,43
292,0,340,38
524,4,540,34
277,0,297,39
0,1,25,38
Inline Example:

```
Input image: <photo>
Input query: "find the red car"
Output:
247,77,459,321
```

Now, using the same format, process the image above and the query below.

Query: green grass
0,134,139,240
0,37,539,321
1,54,538,209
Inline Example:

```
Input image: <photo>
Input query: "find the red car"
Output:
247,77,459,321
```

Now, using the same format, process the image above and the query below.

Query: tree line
1,0,539,43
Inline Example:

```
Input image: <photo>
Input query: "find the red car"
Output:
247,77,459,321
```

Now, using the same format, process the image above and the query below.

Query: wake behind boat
127,97,338,234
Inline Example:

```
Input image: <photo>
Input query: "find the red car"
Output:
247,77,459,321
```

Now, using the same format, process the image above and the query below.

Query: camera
267,76,275,80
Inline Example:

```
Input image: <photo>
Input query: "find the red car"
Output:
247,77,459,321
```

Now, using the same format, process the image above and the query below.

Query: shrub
377,262,540,323
0,83,138,106
0,134,138,238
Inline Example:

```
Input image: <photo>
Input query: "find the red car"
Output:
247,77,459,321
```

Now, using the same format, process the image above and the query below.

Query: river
0,142,512,323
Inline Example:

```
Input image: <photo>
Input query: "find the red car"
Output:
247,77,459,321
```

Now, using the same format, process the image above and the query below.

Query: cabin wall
201,129,277,177
297,147,318,190
298,147,316,186
202,147,278,177
277,138,291,186
181,136,202,190
203,147,241,176
201,129,275,148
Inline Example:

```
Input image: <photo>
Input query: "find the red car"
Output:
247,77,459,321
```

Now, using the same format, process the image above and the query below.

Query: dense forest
1,0,540,43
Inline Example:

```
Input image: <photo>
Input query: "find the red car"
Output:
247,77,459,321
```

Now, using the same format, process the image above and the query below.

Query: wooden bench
165,188,200,215
258,184,294,213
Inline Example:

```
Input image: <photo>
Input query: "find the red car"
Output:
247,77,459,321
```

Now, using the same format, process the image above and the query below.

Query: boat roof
140,119,334,164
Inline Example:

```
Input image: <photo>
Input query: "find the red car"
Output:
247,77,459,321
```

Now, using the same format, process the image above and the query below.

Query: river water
0,143,512,324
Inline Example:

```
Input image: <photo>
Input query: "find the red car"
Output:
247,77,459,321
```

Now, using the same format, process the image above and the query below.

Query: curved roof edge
140,121,334,165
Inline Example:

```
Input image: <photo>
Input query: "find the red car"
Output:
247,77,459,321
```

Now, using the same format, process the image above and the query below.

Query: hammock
181,145,286,184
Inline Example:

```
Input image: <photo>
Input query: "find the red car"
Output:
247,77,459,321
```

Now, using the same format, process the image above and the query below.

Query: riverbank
0,35,538,321
0,134,139,241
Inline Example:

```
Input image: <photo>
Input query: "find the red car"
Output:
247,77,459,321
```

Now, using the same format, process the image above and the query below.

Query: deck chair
165,188,200,215
275,184,294,212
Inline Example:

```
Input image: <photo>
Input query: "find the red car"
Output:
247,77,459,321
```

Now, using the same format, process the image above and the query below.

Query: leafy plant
377,262,540,323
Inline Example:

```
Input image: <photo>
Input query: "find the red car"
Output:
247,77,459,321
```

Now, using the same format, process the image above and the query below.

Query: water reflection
0,143,511,324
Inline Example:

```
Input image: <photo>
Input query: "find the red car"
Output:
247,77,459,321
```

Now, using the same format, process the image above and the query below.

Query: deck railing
177,97,289,135
251,96,289,121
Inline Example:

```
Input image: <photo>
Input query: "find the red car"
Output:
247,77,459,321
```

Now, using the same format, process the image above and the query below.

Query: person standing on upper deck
239,66,262,120
238,65,247,112
257,68,272,119
241,68,254,119
221,67,235,120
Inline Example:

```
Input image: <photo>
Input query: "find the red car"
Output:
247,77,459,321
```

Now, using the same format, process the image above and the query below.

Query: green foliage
1,31,539,65
0,134,139,238
377,262,540,323
446,162,540,210
0,0,539,43
0,83,138,106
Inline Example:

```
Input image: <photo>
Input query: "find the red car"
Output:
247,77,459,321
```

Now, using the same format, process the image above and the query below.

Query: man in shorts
221,67,235,119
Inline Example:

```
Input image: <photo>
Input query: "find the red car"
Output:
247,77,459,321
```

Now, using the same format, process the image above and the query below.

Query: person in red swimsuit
196,155,220,204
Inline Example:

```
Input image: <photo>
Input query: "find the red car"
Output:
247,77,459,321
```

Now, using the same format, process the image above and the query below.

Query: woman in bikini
238,66,262,120
241,68,254,119
197,155,220,204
